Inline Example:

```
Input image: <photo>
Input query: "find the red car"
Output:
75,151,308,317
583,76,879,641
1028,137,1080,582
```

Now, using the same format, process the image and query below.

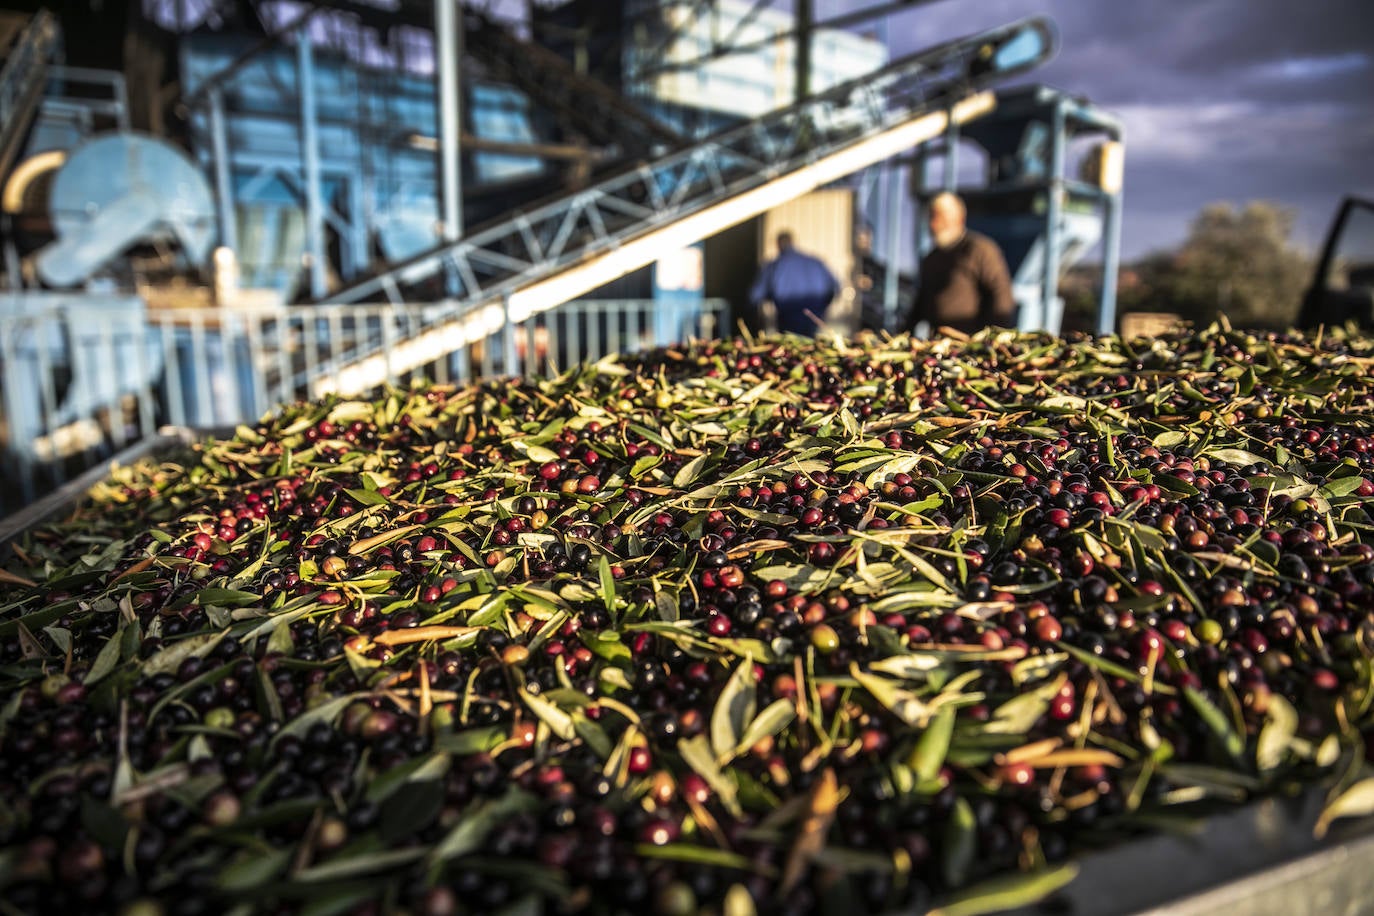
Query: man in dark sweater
908,192,1015,335
750,231,840,337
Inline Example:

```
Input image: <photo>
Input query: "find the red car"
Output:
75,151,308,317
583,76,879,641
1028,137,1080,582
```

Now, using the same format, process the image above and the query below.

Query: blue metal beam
297,27,327,300
208,87,238,253
1043,98,1066,333
1099,164,1124,336
435,0,463,244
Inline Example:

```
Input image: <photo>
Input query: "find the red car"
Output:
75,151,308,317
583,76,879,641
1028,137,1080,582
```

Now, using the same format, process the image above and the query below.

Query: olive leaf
83,631,124,686
1320,476,1364,499
345,487,389,507
1315,778,1374,838
429,788,539,863
1183,686,1245,761
711,657,758,760
218,847,294,892
911,706,956,783
732,698,796,759
598,554,616,613
867,653,944,681
634,843,754,871
673,453,708,488
573,713,613,759
141,630,229,678
1204,447,1268,468
942,796,978,889
435,726,507,755
520,687,576,741
379,780,445,843
194,588,263,606
982,675,1066,735
1256,693,1297,773
929,865,1080,916
295,848,427,883
850,664,934,728
779,768,839,895
268,693,363,748
365,752,452,803
677,734,742,817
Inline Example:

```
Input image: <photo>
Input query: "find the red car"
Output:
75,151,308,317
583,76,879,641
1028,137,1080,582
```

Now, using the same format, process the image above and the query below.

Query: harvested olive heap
4,327,1374,916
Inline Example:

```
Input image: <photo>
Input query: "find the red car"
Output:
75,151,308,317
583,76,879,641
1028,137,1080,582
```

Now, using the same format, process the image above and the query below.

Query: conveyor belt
312,16,1056,395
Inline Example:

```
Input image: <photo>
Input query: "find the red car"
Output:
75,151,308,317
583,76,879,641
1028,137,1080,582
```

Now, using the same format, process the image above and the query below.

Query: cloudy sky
863,0,1374,260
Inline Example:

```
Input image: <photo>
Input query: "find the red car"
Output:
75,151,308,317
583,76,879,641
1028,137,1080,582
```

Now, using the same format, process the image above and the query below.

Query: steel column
502,295,517,376
348,178,369,279
942,120,959,190
1043,99,1065,334
207,87,238,253
435,0,463,244
795,0,813,103
914,147,929,253
3,222,20,290
297,28,327,301
1099,179,1124,336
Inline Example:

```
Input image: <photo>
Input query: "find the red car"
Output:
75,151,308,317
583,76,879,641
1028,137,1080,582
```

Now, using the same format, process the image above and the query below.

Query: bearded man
907,191,1015,335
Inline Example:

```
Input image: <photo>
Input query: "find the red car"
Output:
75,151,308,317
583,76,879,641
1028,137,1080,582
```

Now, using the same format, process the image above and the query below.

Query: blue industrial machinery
0,134,203,466
915,84,1124,335
0,15,182,479
176,2,686,304
36,133,216,287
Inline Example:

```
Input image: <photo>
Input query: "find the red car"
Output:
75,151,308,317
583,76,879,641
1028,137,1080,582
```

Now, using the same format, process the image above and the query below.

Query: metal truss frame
325,16,1057,311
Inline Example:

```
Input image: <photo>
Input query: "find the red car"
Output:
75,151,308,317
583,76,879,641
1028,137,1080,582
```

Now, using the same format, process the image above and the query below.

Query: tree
1165,201,1313,328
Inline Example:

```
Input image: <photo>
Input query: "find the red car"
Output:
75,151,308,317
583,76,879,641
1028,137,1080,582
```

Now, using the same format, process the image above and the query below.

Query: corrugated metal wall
761,189,856,333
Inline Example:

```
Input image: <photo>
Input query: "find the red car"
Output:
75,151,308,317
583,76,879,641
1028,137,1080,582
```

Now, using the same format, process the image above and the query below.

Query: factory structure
0,0,1123,509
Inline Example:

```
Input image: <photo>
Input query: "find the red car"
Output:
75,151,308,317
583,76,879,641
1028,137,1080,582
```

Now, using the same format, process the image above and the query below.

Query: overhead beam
637,0,947,79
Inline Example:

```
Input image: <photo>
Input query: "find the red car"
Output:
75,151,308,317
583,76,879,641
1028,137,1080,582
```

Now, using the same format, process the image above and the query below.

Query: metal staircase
309,15,1056,394
0,10,60,183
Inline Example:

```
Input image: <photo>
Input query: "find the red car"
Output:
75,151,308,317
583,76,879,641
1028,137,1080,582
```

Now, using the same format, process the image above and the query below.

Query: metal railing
0,297,728,513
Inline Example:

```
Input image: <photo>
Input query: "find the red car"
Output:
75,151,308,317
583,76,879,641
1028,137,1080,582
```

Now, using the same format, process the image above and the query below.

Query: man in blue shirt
749,231,840,337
